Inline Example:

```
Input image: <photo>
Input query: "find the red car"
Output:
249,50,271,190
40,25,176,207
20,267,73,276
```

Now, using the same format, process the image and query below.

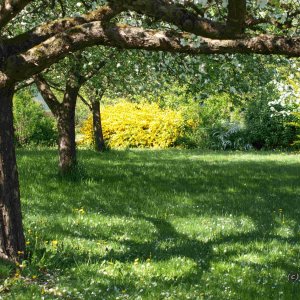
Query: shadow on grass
6,149,300,298
19,149,300,225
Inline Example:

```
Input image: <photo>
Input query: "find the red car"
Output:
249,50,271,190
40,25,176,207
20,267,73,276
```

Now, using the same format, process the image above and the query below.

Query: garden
0,1,300,299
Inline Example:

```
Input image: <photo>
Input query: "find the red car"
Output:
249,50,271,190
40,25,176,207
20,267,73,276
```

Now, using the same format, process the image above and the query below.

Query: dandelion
52,240,58,247
19,262,26,269
74,208,85,214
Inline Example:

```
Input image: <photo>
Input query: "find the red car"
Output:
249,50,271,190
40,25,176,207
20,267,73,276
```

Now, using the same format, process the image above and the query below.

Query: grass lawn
1,149,300,299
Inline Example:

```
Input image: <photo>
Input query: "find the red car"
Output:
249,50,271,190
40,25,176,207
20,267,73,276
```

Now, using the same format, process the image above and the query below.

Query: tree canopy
1,0,300,88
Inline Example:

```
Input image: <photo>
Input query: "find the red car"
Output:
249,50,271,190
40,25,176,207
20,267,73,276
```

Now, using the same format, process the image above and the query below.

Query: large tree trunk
57,110,76,173
92,100,105,152
0,84,25,262
57,84,79,174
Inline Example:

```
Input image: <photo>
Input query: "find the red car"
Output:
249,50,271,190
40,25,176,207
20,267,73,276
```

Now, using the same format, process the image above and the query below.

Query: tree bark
0,84,25,262
34,73,80,174
92,100,105,152
57,84,79,174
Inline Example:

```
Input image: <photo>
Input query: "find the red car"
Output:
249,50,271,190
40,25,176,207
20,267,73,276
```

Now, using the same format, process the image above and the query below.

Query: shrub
208,122,251,150
13,91,57,146
196,93,247,150
287,112,300,148
197,92,297,150
199,93,239,127
80,100,197,148
244,96,296,149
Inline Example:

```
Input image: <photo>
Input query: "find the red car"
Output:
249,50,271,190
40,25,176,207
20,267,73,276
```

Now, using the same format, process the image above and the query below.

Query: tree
33,50,112,172
0,0,300,262
78,49,173,151
80,86,106,152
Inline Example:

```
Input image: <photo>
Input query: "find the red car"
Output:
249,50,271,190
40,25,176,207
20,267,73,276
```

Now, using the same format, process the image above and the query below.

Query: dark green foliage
206,122,249,150
192,90,297,150
287,112,300,148
195,93,248,150
244,96,296,150
13,91,57,146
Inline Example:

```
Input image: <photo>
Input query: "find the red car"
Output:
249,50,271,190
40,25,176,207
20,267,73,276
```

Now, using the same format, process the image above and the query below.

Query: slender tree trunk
57,86,79,174
0,84,25,262
92,100,105,152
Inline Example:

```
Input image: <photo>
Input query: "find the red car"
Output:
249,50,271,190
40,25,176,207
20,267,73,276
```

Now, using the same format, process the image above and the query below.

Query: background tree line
15,52,300,151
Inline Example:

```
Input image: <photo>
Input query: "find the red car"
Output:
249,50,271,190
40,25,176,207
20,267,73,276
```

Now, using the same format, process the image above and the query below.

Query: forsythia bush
80,101,195,148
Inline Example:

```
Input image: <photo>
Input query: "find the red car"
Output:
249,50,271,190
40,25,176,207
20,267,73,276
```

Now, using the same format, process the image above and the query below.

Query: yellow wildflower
51,240,58,247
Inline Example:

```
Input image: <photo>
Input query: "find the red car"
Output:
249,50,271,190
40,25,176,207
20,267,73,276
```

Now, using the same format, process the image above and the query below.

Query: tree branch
0,0,31,30
4,5,120,56
81,51,119,83
78,93,92,110
3,23,300,85
108,0,241,39
45,79,64,93
33,74,60,114
15,78,34,92
82,60,107,83
227,0,246,33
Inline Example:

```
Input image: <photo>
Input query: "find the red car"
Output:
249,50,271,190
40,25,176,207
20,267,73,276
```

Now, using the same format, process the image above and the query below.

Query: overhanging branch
4,22,300,85
4,5,120,56
108,0,243,39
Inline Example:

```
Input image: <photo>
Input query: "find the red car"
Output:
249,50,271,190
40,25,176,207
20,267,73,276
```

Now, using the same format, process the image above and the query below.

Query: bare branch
78,93,92,110
33,74,60,114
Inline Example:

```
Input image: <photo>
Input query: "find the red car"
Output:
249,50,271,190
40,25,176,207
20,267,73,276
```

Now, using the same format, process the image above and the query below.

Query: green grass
1,149,300,299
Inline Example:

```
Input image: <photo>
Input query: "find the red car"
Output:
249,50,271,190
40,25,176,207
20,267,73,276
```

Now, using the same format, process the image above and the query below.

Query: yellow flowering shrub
80,101,194,148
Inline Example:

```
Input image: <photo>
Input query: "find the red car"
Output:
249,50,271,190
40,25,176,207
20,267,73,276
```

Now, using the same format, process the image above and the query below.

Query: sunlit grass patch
170,215,255,242
1,149,300,299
